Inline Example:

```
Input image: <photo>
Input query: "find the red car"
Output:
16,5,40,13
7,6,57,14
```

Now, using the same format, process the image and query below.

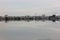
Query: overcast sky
0,0,60,16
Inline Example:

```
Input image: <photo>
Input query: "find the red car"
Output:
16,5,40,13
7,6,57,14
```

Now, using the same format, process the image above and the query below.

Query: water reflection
0,21,60,40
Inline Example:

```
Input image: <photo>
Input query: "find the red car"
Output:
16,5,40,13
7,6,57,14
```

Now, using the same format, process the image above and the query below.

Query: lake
0,21,60,40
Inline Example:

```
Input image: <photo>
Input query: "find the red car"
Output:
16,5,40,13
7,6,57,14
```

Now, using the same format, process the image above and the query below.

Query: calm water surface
0,21,60,40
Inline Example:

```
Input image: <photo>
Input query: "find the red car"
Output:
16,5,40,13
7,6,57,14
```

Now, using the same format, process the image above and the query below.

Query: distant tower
5,14,8,17
5,14,8,22
52,14,56,17
49,14,56,22
41,14,46,21
42,14,45,17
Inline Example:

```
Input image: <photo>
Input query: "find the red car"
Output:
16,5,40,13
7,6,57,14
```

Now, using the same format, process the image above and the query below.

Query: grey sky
0,0,60,16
